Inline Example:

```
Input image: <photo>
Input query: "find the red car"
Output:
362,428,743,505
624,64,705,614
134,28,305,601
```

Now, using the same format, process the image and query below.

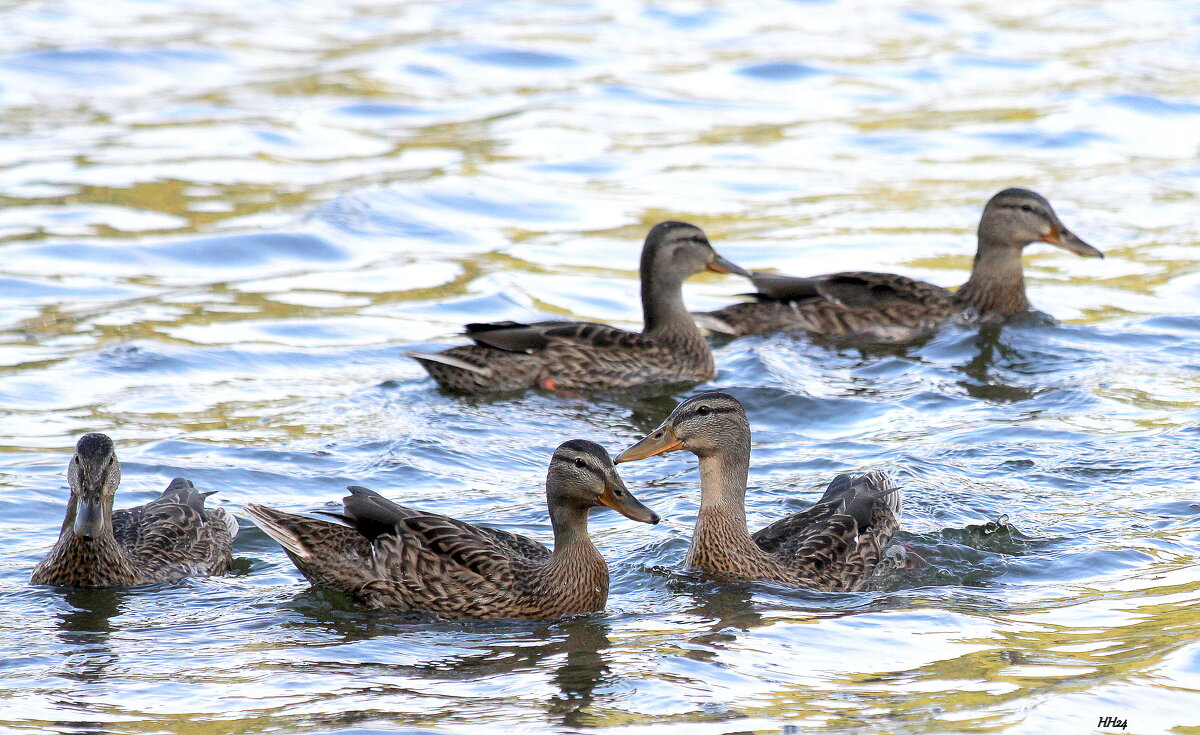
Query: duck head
68,432,122,540
978,188,1102,259
547,439,659,524
617,392,750,463
641,221,749,282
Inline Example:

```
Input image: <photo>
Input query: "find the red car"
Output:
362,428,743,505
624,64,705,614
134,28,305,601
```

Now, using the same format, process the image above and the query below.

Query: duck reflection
954,323,1042,403
284,595,614,728
55,587,126,684
684,580,763,639
545,620,612,728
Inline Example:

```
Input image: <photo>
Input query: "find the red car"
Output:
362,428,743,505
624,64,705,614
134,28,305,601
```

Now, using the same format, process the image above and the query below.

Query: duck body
246,440,659,620
696,189,1102,342
411,320,717,393
618,393,901,592
697,271,956,343
408,221,747,393
31,434,237,588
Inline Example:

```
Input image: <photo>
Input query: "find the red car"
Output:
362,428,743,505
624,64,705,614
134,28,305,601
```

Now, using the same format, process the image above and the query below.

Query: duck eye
574,458,586,469
1020,204,1034,213
697,405,710,416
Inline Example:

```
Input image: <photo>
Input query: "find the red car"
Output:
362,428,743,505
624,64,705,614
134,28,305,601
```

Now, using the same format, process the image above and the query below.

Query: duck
31,433,238,588
694,188,1103,342
245,439,660,619
616,392,900,591
407,220,748,393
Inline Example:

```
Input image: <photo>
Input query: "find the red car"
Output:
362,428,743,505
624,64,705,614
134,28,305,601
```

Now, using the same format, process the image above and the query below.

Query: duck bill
73,494,105,540
707,252,751,277
598,475,660,525
1042,228,1103,259
616,424,683,463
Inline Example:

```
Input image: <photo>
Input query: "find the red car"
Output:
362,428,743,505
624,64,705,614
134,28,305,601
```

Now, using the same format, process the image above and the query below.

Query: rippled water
3,0,1200,732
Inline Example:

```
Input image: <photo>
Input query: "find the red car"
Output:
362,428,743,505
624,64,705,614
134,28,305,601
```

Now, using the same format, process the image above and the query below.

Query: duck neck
546,500,608,592
35,495,133,585
641,267,701,341
956,238,1030,316
686,439,763,571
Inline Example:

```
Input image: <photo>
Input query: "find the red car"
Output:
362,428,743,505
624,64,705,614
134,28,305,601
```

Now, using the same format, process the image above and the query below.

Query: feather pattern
32,444,237,589
408,221,748,393
696,189,1101,341
698,271,954,342
617,393,901,591
748,471,902,591
246,441,658,620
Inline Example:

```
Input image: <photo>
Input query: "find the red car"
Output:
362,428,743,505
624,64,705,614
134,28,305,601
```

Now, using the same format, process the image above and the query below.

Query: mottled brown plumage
246,440,659,620
617,393,901,591
31,433,237,588
407,221,748,393
696,189,1102,342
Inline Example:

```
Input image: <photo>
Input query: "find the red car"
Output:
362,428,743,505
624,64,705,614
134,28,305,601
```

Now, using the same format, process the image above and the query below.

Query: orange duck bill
616,423,683,463
598,470,660,524
1042,227,1103,259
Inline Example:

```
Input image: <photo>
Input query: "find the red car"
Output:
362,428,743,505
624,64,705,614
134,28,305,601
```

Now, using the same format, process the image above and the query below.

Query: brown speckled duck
695,189,1103,342
245,440,659,620
617,393,900,591
407,221,748,393
31,433,238,588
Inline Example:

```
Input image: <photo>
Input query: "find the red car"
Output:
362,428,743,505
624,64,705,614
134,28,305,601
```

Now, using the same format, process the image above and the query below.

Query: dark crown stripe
684,405,740,417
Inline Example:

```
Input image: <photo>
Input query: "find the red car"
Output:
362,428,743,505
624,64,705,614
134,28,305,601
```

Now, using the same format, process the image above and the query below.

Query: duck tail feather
244,504,311,558
691,312,738,335
405,350,491,376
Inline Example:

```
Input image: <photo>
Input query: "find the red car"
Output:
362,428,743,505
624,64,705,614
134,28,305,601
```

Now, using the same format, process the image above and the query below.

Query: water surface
2,0,1200,733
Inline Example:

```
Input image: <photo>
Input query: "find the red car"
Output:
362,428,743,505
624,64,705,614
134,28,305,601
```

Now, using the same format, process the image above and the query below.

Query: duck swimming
407,221,748,393
617,393,901,591
694,188,1103,342
245,440,659,620
31,433,238,588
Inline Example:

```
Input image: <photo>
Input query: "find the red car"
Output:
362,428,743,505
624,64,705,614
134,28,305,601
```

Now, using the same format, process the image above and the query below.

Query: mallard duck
31,433,238,588
407,221,748,393
617,392,900,591
694,189,1103,341
245,440,659,619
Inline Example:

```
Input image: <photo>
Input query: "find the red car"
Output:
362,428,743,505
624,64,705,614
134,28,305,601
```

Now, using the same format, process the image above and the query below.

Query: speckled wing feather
365,513,541,617
336,485,550,562
269,486,553,616
464,321,560,352
465,320,652,352
699,271,956,341
472,525,552,561
750,272,947,308
114,478,235,579
751,472,902,591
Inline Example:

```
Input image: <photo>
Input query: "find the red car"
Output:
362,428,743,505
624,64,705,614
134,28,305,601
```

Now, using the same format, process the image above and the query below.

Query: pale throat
688,445,762,563
548,501,605,567
641,268,696,336
957,242,1030,314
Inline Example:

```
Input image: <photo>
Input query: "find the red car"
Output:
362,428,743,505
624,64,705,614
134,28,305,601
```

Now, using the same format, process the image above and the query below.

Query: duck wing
464,320,650,353
115,478,236,578
750,272,943,309
337,486,551,616
752,472,902,591
332,485,548,562
699,271,954,341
